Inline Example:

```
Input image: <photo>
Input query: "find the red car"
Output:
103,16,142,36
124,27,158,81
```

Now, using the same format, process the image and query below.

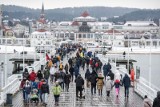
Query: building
30,3,56,52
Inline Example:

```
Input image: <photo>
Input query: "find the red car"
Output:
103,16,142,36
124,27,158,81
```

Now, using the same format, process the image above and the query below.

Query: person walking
153,91,160,107
75,74,84,99
64,71,71,92
103,63,108,80
52,81,62,106
105,76,112,99
97,73,104,96
20,77,27,101
41,80,49,106
49,65,56,83
37,70,43,81
29,68,37,82
89,70,97,95
113,79,121,97
122,74,131,98
23,68,29,80
24,80,31,104
64,63,69,73
85,68,91,88
69,65,74,82
74,65,79,79
143,95,152,107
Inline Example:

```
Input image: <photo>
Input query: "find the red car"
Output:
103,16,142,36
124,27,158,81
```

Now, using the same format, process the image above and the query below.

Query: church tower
37,2,46,31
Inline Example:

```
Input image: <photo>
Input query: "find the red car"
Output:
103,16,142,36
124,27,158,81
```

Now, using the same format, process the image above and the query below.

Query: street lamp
126,31,130,73
149,31,152,87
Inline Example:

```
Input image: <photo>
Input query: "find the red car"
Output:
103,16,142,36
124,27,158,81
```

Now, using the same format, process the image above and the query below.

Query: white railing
0,78,20,105
135,78,157,102
97,53,158,102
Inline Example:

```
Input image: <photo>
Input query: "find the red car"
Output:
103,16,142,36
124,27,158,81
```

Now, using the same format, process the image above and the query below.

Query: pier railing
97,53,158,102
0,77,20,105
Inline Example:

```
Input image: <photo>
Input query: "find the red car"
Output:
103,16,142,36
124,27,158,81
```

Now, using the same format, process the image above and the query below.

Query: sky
0,0,160,9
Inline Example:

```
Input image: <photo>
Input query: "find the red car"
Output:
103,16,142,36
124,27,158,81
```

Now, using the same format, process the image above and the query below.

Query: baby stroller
30,89,39,106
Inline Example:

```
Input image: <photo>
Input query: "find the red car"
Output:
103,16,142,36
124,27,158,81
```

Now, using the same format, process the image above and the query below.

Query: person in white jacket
105,76,112,100
114,70,121,81
50,64,56,83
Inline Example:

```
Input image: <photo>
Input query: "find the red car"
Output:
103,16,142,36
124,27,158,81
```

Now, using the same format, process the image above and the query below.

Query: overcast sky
0,0,160,9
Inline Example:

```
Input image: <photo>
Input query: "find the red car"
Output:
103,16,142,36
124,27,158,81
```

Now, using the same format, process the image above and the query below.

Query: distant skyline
0,0,160,9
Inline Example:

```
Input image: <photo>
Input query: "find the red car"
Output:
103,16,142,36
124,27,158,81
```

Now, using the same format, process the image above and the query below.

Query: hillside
108,9,160,25
1,5,139,21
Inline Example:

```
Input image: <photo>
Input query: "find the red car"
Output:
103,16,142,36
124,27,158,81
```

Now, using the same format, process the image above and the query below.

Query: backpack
95,63,99,67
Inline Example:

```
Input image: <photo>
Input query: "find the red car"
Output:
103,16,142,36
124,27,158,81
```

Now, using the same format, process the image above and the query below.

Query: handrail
0,78,20,105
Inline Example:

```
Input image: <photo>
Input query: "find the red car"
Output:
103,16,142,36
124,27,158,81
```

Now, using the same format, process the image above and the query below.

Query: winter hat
107,76,110,80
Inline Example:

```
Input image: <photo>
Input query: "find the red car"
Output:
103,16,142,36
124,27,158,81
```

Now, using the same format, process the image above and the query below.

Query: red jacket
38,81,43,89
29,71,37,81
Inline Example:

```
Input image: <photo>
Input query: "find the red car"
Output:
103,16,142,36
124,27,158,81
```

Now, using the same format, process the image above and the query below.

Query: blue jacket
122,74,131,88
74,66,79,76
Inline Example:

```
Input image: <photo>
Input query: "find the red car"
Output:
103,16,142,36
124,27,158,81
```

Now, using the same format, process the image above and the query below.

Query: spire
40,2,44,18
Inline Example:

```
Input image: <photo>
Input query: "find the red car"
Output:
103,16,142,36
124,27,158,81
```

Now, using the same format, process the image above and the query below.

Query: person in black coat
64,71,71,92
23,68,29,80
69,66,74,82
107,70,114,81
85,69,91,88
37,70,43,81
75,74,84,99
89,70,97,95
153,91,160,107
122,74,131,98
41,80,49,105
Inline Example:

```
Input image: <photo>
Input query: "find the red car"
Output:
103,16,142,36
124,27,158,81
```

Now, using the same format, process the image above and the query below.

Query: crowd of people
20,43,159,107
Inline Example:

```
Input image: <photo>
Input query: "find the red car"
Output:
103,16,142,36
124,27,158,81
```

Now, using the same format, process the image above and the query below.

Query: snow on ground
0,45,35,53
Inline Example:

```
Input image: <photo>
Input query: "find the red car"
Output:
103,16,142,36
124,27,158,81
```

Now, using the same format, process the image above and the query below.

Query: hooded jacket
105,77,112,91
122,74,131,88
153,91,160,107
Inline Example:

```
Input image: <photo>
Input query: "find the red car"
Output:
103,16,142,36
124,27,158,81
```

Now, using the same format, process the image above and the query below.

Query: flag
46,53,50,61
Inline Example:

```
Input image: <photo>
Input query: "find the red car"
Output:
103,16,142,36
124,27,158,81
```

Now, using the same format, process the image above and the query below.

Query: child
97,73,104,96
114,79,121,97
30,89,39,104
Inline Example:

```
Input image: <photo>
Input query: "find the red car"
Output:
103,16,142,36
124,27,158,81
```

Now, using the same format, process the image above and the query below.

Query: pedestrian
64,63,69,73
23,68,29,80
89,70,97,95
41,80,49,106
20,77,27,101
153,91,160,107
69,65,74,82
85,68,91,88
114,70,121,83
29,68,37,82
49,64,56,83
59,70,66,91
123,51,126,59
52,81,62,106
113,79,121,97
108,70,115,82
122,74,131,98
143,95,152,107
130,68,135,87
64,71,71,92
37,70,43,81
74,65,79,79
105,76,112,99
97,73,104,96
43,67,50,84
24,80,31,104
75,74,84,99
103,63,108,80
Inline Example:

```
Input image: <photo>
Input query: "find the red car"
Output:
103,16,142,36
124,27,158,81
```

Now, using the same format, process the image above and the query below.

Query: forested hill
108,9,160,25
1,4,138,21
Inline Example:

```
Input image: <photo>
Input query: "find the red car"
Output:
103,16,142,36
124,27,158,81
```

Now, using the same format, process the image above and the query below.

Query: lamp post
23,35,25,72
0,61,4,88
126,32,130,73
149,31,152,87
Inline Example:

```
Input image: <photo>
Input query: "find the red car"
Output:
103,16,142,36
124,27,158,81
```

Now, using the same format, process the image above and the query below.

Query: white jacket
114,70,121,81
50,66,55,75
